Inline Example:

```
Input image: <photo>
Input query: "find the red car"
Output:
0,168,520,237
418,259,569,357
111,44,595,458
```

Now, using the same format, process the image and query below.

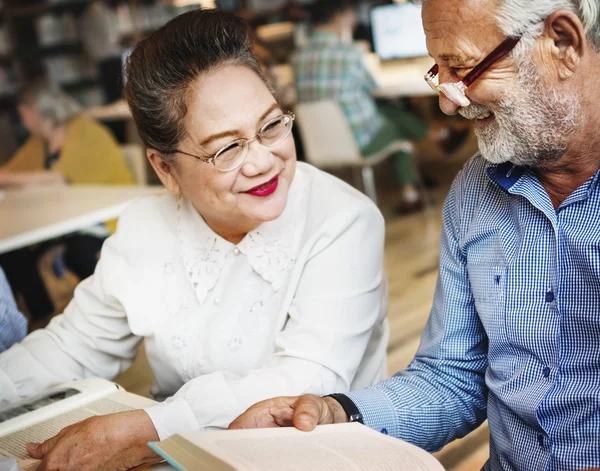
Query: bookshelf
0,0,284,163
0,0,208,162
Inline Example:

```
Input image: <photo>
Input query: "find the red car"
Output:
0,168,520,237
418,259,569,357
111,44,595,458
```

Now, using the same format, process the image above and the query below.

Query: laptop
371,3,429,62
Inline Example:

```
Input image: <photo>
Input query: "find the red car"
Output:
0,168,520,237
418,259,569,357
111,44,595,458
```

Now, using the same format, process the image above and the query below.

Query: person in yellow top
0,79,133,322
0,81,132,187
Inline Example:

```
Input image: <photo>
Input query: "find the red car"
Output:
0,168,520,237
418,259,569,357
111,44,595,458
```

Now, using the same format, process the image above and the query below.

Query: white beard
458,58,581,168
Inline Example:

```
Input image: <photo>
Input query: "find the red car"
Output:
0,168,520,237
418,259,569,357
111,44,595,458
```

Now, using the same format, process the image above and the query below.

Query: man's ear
543,9,586,80
147,149,181,196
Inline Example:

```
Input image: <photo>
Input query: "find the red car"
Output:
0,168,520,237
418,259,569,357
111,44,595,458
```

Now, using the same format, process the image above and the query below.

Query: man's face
423,0,581,167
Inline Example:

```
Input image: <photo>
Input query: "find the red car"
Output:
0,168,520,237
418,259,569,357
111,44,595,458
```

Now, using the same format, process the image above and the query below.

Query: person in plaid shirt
293,0,466,213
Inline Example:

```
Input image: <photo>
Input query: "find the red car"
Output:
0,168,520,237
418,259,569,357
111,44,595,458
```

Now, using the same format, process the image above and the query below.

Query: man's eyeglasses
174,112,295,172
425,37,521,107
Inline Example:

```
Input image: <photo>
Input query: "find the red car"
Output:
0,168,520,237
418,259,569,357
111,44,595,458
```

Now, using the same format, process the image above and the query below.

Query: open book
150,422,445,471
0,378,159,471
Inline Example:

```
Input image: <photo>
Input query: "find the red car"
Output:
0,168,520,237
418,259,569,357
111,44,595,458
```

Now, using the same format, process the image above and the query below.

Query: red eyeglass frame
425,36,521,106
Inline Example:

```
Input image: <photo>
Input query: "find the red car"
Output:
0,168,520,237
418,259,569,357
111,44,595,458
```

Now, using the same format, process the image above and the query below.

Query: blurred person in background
0,79,133,322
80,0,128,142
293,0,468,213
0,10,388,470
0,266,27,353
80,0,123,104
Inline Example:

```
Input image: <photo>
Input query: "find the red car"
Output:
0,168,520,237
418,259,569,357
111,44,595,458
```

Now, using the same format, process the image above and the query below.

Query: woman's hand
228,395,349,432
27,410,161,471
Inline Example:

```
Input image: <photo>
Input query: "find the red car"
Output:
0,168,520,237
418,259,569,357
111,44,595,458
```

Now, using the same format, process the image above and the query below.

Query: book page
0,378,120,437
0,390,155,469
160,423,445,471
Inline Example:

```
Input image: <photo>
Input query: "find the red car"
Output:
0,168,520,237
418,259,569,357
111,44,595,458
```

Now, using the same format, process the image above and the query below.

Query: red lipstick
245,175,279,197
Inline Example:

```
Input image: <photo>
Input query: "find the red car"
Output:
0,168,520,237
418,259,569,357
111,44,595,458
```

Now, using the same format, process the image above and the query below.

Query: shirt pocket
467,263,516,381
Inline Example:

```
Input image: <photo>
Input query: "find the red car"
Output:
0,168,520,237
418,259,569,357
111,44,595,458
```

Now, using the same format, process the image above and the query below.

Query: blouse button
227,337,243,351
233,247,240,256
213,298,220,306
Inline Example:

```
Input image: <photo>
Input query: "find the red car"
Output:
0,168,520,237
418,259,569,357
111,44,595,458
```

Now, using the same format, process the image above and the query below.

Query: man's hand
228,395,349,432
27,410,161,471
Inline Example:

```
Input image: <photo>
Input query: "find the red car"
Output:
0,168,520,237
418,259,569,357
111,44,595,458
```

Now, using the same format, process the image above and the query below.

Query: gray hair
124,9,269,164
17,79,82,128
497,0,600,55
416,0,600,53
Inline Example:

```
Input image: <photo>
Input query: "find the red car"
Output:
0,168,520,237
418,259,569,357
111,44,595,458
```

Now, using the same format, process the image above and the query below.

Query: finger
228,397,298,430
292,395,331,432
270,401,297,428
26,442,43,459
27,433,60,459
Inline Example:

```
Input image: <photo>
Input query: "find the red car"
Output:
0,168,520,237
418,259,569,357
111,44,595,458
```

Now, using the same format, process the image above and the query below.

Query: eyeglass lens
214,114,294,171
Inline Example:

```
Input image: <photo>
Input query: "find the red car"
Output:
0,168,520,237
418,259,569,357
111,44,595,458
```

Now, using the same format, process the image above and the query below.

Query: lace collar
177,170,308,304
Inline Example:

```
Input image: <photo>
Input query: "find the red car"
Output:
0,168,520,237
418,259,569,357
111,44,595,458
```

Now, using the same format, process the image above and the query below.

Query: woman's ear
147,148,181,196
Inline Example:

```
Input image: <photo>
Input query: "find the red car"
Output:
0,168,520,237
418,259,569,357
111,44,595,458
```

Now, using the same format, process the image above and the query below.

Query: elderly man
230,0,600,469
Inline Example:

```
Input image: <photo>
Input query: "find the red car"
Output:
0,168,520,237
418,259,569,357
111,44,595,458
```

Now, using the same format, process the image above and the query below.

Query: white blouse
0,163,389,440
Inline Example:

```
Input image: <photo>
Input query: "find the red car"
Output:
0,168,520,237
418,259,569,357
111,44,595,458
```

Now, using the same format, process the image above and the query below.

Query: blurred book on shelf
36,12,78,46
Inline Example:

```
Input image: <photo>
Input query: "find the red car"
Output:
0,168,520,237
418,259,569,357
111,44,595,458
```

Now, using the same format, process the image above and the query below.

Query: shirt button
545,291,555,303
213,298,220,306
380,428,388,435
542,367,551,378
233,247,240,255
537,434,545,448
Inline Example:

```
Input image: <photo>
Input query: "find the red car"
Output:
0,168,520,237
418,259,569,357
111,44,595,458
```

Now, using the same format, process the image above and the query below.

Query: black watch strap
325,393,364,424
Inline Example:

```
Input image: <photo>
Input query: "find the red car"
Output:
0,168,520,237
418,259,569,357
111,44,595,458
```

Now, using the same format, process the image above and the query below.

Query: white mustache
459,103,494,120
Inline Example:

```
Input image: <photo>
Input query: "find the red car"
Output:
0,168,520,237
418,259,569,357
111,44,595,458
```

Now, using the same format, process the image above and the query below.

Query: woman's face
164,65,296,240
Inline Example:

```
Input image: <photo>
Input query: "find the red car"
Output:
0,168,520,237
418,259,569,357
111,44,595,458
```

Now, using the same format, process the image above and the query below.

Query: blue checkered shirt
348,155,600,470
292,31,383,148
0,267,26,352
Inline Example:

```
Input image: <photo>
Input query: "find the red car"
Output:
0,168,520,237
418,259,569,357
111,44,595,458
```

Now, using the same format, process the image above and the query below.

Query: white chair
256,21,295,44
120,144,147,186
294,100,414,205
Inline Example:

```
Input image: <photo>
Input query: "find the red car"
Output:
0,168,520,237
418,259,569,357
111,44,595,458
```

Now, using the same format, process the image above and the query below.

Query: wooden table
0,185,162,255
365,54,437,99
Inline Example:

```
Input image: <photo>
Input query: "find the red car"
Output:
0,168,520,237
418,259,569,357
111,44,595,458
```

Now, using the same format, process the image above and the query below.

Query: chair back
120,144,147,185
294,101,363,167
256,22,294,44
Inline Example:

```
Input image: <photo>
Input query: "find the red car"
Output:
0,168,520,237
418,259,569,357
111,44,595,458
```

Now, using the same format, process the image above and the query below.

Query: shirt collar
485,156,600,219
177,170,308,304
309,30,344,46
588,167,600,192
486,157,600,193
485,160,527,192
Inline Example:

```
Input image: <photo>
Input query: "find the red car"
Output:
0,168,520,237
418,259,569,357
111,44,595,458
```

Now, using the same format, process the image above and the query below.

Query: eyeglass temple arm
462,37,521,87
175,149,213,163
428,64,439,78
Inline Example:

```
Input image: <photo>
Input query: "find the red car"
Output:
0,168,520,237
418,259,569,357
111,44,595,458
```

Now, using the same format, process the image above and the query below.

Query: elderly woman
0,9,389,470
0,80,133,322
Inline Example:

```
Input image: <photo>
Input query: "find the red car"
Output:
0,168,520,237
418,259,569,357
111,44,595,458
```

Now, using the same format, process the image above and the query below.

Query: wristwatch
325,393,364,424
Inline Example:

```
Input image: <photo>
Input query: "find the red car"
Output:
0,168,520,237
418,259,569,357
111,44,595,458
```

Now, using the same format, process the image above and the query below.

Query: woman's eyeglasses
174,112,295,172
424,37,521,107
